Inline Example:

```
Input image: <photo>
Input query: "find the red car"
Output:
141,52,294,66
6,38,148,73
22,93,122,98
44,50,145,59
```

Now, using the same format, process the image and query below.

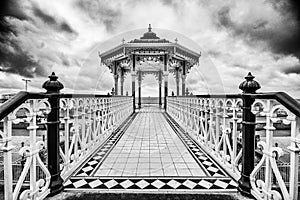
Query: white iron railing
0,93,133,200
0,98,51,200
59,96,133,179
167,95,300,200
167,96,243,180
250,99,300,200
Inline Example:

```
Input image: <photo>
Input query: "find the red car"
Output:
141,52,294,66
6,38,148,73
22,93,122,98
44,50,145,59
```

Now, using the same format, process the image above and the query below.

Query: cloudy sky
0,0,299,97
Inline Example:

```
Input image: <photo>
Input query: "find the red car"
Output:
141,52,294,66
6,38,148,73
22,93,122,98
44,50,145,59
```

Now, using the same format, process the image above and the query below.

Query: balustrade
0,71,299,200
167,96,243,180
0,73,134,200
167,93,300,200
59,95,133,179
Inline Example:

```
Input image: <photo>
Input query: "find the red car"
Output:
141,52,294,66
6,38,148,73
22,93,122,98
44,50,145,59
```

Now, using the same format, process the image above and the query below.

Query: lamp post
22,78,31,91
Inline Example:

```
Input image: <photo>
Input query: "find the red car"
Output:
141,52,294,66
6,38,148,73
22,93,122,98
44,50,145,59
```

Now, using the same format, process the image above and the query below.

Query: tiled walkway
64,106,237,192
94,106,205,177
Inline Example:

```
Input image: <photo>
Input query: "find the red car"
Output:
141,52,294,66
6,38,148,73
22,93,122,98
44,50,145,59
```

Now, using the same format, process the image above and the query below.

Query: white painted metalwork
250,99,300,200
59,96,133,180
0,95,133,200
167,96,300,200
0,99,51,200
167,96,243,180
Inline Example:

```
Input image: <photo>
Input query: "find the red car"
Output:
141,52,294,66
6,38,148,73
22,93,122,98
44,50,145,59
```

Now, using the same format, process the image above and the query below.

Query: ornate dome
129,24,170,43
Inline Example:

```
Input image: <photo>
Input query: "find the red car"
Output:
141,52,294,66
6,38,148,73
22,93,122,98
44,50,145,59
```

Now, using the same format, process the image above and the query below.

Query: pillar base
238,174,253,198
48,173,64,196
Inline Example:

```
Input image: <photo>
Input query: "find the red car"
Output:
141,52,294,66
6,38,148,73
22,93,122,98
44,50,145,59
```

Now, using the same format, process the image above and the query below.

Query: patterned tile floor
64,106,237,192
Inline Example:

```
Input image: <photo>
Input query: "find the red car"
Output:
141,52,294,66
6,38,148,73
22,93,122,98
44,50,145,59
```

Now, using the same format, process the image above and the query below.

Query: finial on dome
148,24,152,32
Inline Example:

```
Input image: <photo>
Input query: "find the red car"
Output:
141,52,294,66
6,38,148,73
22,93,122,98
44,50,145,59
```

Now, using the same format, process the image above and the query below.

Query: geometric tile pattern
64,177,237,191
72,113,137,177
91,107,206,177
64,106,237,192
164,112,228,177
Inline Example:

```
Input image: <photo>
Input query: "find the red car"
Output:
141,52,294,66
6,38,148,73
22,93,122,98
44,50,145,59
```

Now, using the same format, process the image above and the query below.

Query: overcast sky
0,0,299,97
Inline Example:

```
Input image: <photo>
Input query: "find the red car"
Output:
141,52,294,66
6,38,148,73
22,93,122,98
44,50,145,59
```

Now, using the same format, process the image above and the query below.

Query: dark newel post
238,72,261,197
42,72,64,195
164,54,168,110
132,54,136,111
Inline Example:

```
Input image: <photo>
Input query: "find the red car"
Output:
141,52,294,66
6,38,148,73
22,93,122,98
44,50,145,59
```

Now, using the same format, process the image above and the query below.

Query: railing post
2,116,14,200
238,72,260,197
42,72,64,195
288,115,300,199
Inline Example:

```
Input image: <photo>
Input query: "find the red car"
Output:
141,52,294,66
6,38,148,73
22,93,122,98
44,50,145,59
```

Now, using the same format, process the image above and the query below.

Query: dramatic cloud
33,6,76,34
0,0,299,97
76,0,121,32
0,0,43,78
216,0,300,60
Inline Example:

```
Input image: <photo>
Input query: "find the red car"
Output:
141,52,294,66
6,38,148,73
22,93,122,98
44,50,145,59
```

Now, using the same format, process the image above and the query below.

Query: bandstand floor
64,105,237,192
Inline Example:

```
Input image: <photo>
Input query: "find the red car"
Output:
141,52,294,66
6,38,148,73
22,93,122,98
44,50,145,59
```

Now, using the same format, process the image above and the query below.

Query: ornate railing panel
59,96,133,179
0,98,51,200
0,92,133,200
167,96,243,180
250,99,300,200
167,92,300,200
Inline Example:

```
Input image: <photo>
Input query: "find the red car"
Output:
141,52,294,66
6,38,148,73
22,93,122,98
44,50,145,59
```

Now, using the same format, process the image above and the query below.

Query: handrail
0,92,46,121
252,92,300,118
0,90,134,199
0,91,129,121
169,92,300,117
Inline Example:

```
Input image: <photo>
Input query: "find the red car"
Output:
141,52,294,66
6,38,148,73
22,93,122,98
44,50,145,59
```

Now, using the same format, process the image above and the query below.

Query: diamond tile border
64,108,238,193
164,113,228,177
72,113,137,177
64,177,237,191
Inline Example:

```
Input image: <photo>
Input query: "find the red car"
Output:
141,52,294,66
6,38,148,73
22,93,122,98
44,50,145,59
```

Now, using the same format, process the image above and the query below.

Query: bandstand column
182,75,186,96
120,70,124,96
138,71,142,109
175,68,180,96
164,54,168,110
114,61,118,95
182,61,186,96
114,75,119,96
158,71,162,107
132,54,136,111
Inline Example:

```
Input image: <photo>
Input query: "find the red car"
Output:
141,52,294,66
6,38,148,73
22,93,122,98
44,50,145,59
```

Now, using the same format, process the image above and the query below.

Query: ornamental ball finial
148,24,152,32
239,72,261,94
42,72,64,93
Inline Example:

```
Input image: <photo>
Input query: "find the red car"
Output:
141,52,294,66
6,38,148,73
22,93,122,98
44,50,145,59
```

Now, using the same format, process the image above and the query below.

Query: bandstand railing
0,73,134,200
166,73,300,200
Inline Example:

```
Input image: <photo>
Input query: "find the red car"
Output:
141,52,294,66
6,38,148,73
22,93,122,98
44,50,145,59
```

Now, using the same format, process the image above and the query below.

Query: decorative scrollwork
59,96,133,179
167,96,243,180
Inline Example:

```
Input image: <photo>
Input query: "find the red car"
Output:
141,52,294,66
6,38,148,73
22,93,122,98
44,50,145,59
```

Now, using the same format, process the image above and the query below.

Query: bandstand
99,24,201,109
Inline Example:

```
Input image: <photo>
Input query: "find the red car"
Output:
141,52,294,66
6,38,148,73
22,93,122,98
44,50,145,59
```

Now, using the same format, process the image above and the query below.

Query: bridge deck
64,106,237,192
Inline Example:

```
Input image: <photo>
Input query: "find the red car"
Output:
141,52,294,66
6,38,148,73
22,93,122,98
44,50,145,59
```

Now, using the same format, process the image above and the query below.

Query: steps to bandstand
47,191,252,200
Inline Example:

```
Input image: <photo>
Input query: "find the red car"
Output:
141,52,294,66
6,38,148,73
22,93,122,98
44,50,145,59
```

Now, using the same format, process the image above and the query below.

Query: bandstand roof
99,24,201,72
